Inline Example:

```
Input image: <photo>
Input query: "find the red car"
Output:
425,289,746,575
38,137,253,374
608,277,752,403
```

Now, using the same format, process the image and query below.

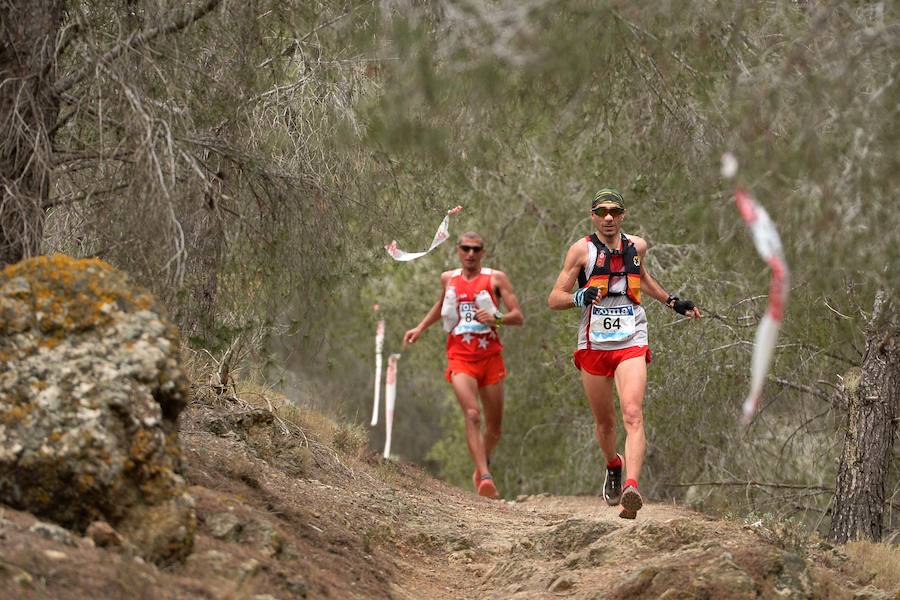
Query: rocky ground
1,392,897,600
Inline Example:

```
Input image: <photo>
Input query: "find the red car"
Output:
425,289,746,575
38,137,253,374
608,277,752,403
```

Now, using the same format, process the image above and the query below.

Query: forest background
3,0,897,540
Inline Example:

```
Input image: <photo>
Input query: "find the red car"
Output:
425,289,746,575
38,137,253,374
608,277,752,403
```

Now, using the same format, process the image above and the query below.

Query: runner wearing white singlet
548,188,701,519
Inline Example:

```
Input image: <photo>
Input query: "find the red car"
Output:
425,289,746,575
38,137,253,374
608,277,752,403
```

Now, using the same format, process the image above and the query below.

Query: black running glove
573,286,600,307
667,295,696,315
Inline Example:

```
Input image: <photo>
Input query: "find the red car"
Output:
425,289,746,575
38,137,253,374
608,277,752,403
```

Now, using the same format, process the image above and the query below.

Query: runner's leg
478,381,503,463
581,370,617,462
613,355,647,484
451,372,491,477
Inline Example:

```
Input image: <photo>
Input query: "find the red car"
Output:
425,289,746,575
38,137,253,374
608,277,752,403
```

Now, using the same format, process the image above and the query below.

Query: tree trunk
174,204,223,346
829,291,900,543
0,0,63,267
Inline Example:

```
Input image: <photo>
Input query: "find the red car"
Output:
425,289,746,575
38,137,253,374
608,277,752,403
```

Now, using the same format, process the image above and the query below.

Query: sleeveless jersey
576,236,648,351
445,268,503,360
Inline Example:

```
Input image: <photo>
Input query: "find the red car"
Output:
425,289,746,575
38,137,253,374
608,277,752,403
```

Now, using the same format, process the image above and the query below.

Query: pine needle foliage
310,0,899,536
11,0,897,536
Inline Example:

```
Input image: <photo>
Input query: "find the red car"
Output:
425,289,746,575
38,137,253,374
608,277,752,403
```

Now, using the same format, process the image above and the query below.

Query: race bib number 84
590,305,636,343
453,301,490,335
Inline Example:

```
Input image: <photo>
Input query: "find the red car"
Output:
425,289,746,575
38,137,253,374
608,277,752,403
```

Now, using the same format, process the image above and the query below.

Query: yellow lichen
2,404,33,424
77,473,96,490
129,429,157,462
1,254,166,336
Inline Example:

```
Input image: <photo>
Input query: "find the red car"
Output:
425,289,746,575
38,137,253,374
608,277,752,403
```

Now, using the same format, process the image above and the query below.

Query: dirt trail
385,477,843,600
0,399,888,599
389,486,707,599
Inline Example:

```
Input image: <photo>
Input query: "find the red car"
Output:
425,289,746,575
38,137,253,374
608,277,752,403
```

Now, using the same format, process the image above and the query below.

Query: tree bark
0,0,64,267
829,291,900,543
173,202,223,345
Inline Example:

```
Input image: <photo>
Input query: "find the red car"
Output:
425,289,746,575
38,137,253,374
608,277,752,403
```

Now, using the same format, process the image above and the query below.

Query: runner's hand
474,308,495,324
403,327,422,346
671,297,701,319
573,286,600,307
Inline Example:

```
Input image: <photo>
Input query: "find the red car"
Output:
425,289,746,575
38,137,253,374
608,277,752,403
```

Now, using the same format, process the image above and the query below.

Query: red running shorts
573,346,651,377
445,353,507,388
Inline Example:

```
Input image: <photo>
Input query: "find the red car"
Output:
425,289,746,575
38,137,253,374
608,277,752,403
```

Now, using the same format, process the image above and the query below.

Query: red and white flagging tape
371,308,385,426
383,353,401,458
723,153,790,423
384,206,464,262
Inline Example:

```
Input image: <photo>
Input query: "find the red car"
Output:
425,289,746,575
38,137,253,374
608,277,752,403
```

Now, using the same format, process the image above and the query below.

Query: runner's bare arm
631,236,666,304
636,238,701,319
640,267,671,304
403,272,450,345
475,271,524,326
547,241,587,310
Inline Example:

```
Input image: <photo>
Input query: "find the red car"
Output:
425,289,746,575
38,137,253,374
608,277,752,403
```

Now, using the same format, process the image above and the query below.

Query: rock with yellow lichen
0,255,195,565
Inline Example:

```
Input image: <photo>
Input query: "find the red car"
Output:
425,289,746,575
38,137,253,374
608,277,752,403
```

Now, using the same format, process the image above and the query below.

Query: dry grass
237,382,369,459
844,540,900,592
181,345,363,480
332,423,368,458
235,381,336,443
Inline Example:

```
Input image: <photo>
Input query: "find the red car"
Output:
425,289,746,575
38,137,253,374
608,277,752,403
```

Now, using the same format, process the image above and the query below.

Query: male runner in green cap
547,188,701,518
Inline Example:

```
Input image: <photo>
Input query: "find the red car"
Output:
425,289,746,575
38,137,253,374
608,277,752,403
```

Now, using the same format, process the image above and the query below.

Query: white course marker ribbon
385,206,463,261
723,154,790,423
383,353,401,459
371,308,385,427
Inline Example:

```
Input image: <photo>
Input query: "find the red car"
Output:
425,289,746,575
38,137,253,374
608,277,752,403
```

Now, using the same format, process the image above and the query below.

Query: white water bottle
474,289,498,315
441,285,459,332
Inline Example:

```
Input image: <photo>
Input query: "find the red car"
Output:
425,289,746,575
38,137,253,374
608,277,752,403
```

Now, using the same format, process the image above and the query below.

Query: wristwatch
493,312,504,327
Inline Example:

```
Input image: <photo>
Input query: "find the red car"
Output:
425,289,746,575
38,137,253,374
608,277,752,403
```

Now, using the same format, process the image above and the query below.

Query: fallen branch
769,376,836,404
665,480,831,492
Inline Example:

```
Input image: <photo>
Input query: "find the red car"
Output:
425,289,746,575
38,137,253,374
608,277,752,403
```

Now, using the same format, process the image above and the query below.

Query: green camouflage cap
592,188,625,209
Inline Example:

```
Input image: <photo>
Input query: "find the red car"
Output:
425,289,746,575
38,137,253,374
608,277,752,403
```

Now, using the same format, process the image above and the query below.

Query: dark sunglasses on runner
458,244,483,253
592,206,625,217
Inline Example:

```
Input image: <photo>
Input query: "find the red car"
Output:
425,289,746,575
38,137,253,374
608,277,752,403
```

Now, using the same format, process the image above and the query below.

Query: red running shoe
473,459,492,491
477,474,499,499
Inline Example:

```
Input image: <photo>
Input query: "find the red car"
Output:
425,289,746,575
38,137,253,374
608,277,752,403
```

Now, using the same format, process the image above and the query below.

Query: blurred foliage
288,0,898,537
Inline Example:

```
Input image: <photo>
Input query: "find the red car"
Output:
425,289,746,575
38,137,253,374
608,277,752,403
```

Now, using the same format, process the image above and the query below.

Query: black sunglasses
592,206,625,217
458,244,483,253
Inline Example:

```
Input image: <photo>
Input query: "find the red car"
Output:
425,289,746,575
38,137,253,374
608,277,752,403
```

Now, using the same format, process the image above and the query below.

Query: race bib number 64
589,305,636,343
